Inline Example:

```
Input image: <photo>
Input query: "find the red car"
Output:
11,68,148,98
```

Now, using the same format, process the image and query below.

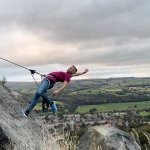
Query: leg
40,84,58,114
40,82,57,114
25,79,51,114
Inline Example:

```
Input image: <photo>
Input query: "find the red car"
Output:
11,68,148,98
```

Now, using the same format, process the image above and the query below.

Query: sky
0,0,150,81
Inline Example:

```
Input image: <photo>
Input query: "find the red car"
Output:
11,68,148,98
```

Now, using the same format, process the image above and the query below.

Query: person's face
67,65,77,74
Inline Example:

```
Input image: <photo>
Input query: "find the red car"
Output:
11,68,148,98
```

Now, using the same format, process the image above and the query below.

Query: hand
84,69,89,73
52,90,59,96
42,74,46,77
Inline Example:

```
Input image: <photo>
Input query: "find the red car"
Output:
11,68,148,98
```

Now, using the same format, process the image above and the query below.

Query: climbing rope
0,56,45,86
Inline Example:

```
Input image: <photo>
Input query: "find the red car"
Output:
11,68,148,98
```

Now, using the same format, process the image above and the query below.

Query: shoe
22,110,30,117
50,101,57,114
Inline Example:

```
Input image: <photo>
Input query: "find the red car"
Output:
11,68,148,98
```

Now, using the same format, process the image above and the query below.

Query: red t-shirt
47,72,72,83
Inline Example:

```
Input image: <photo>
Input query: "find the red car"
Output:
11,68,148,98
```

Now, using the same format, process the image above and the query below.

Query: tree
89,108,97,114
0,76,7,86
68,105,77,113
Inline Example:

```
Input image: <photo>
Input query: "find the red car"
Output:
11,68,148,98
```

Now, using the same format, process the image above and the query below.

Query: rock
0,84,60,150
77,126,141,150
0,126,10,149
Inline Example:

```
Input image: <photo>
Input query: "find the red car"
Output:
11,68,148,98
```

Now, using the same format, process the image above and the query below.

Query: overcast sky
0,0,150,81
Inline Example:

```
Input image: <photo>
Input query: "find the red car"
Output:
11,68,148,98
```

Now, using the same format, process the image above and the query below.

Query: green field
139,111,150,117
76,101,150,113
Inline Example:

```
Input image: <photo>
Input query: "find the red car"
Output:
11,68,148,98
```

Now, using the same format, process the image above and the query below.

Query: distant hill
6,81,38,89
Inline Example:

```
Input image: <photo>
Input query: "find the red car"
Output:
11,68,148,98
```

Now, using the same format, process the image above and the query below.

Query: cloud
0,0,150,81
0,1,149,35
1,0,149,41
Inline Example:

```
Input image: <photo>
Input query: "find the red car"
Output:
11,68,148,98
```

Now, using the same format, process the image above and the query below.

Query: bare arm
72,69,89,77
52,81,69,96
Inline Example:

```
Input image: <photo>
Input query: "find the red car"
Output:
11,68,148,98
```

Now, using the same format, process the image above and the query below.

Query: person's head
67,65,77,74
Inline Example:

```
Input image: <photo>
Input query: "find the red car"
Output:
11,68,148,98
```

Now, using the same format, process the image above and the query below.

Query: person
22,65,89,117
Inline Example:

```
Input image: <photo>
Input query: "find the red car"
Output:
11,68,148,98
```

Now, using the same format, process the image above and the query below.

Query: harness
44,74,56,87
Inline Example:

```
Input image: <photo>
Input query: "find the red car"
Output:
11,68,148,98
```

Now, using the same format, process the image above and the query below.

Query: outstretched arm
72,69,89,77
52,81,69,96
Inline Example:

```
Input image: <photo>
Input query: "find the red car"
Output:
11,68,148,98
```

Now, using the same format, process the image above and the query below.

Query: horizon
5,76,150,83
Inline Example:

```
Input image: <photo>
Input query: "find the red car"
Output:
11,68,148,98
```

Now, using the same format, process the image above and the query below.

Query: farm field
76,101,150,113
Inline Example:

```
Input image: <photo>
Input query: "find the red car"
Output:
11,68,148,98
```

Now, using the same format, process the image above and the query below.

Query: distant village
39,111,150,132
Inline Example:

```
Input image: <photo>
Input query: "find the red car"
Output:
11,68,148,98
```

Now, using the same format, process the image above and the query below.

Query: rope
31,73,39,86
0,56,45,86
0,56,32,71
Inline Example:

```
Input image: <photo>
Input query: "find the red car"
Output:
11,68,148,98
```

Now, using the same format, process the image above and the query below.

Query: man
22,65,89,117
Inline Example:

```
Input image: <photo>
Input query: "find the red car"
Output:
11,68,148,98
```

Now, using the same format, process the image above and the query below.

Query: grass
76,101,150,113
55,101,64,105
139,111,150,117
69,87,123,95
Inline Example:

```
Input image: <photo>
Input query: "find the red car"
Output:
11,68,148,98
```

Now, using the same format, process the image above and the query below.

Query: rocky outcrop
77,126,141,150
0,126,11,150
0,85,60,150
